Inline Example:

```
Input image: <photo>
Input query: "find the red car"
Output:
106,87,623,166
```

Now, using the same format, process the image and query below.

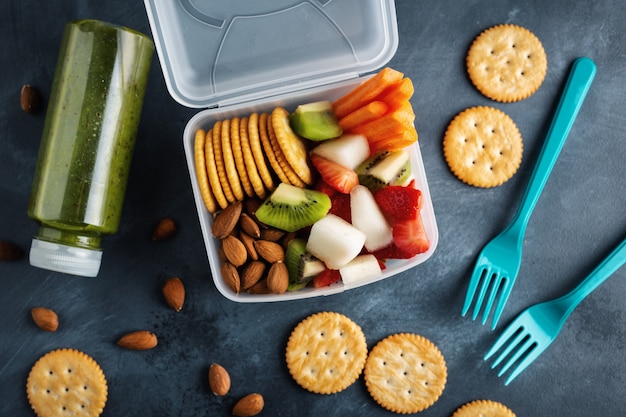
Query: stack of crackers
195,107,313,213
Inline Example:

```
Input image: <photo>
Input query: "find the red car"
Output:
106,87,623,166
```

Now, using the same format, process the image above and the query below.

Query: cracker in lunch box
443,106,523,188
213,120,236,203
230,117,255,198
221,118,245,201
267,115,307,188
452,399,516,417
194,128,217,213
259,112,291,185
239,116,267,199
248,113,276,191
27,348,108,417
467,24,547,102
204,128,229,209
271,107,313,185
286,311,368,394
364,333,447,414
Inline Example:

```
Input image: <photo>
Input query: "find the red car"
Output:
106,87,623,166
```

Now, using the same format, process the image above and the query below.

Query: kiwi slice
356,150,411,191
289,100,343,141
255,183,331,232
285,238,326,291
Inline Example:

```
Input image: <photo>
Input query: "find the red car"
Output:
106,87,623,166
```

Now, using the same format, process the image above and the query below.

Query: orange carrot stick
350,102,415,141
369,128,418,154
339,101,389,131
332,67,404,119
376,77,414,110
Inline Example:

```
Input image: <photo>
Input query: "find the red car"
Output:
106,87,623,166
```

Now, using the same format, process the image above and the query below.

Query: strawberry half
310,153,358,194
311,268,342,288
392,215,430,256
329,193,352,223
373,185,422,223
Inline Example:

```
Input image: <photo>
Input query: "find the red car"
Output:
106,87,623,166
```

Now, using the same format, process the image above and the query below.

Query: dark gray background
2,1,625,416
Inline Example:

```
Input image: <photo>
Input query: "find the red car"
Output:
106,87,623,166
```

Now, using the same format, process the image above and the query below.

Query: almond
31,307,59,332
222,235,248,267
239,213,260,238
246,279,270,295
221,262,240,294
0,241,23,261
253,240,284,263
232,393,264,417
266,261,289,294
117,330,158,350
20,84,41,113
152,217,176,241
260,227,285,242
208,363,231,396
241,260,266,290
239,231,258,261
212,201,242,239
162,276,185,312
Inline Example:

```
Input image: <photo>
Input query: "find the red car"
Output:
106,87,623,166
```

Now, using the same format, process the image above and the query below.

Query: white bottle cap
29,238,102,277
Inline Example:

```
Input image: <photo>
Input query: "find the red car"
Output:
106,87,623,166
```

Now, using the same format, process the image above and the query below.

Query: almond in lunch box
241,260,266,290
253,240,284,263
267,261,289,294
212,201,242,239
221,235,248,267
221,262,240,294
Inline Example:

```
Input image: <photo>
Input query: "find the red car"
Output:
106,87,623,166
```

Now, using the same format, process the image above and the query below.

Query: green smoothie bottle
28,20,154,277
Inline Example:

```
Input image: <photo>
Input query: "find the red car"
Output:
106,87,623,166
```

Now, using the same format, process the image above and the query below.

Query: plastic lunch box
143,0,438,302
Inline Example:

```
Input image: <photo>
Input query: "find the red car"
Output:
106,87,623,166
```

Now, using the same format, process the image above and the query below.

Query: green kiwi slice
289,100,343,141
356,149,411,191
255,183,331,232
285,238,326,291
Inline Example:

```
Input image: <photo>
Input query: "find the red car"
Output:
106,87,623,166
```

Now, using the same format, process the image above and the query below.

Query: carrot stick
376,77,414,110
350,102,415,141
369,128,418,154
332,67,404,119
339,101,389,131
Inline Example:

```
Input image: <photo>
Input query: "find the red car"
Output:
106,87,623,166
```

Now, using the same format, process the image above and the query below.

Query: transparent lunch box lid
143,0,399,108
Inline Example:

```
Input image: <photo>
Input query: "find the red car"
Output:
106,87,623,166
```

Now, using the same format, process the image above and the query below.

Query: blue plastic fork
484,236,626,385
462,57,597,329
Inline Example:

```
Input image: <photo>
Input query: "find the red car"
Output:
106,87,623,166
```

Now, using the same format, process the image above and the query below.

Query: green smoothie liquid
28,20,153,270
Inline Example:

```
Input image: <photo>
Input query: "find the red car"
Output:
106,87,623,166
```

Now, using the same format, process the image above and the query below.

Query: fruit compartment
183,76,438,302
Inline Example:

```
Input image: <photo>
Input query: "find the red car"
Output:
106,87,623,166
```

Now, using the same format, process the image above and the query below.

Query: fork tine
489,280,513,330
484,325,525,366
471,267,495,320
503,346,543,385
461,265,488,317
481,274,506,326
496,335,536,377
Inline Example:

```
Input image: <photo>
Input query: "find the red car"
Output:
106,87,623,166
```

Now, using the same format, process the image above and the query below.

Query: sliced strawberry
310,153,358,194
373,185,422,223
313,178,339,198
371,243,414,260
311,268,342,288
328,193,352,223
392,215,430,257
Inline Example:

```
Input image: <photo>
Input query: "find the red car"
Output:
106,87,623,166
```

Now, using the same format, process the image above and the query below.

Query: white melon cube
339,254,383,284
310,134,370,170
306,214,366,269
350,185,393,252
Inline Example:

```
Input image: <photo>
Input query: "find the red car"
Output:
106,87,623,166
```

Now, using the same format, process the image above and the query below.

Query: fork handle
557,236,626,318
509,57,596,232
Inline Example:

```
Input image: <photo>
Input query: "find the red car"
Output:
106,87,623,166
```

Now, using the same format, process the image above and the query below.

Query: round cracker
230,117,255,198
267,116,306,187
27,348,108,417
467,24,547,102
194,128,217,213
452,399,516,417
443,106,523,188
221,117,245,201
271,107,313,184
364,333,447,414
239,116,267,199
259,112,291,185
212,121,236,203
286,311,368,395
248,113,275,191
205,128,229,209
